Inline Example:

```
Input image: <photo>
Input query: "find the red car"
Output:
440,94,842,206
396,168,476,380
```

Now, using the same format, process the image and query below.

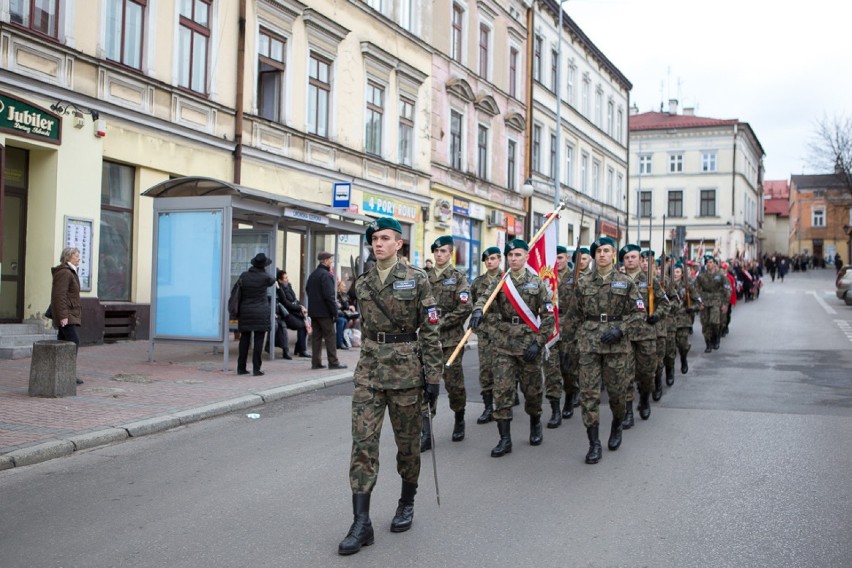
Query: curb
1,372,353,471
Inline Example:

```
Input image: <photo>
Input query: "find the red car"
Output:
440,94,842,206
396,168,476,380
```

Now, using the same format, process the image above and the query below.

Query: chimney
668,98,679,115
683,107,695,116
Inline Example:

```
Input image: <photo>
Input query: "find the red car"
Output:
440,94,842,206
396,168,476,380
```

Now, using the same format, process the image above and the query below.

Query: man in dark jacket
306,252,347,370
236,253,276,376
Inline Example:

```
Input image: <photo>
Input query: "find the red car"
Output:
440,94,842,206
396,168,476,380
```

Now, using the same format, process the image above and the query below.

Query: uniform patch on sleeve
523,282,539,290
427,307,439,324
459,292,469,303
442,278,458,285
611,281,629,289
545,302,554,313
637,282,648,289
636,299,646,311
394,279,416,290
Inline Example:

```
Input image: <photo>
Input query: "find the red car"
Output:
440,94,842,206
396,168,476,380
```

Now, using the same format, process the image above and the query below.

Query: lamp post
553,0,568,243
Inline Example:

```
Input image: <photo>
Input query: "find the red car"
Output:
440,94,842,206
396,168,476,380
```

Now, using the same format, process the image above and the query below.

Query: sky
565,0,851,182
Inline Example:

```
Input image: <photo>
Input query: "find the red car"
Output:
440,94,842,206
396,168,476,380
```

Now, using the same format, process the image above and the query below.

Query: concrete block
7,440,75,467
28,340,77,397
70,428,129,451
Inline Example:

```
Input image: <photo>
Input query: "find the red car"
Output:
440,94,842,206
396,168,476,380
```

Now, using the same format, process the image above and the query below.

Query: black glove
560,351,571,373
424,382,440,408
600,327,623,345
522,342,541,363
468,308,483,329
646,313,660,324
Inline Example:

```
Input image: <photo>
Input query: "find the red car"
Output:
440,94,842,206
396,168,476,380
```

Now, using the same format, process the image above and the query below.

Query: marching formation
337,215,737,555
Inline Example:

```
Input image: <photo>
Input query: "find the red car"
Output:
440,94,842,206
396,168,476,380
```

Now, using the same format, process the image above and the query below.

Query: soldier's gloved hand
600,327,623,345
522,342,541,363
424,382,440,408
560,351,571,373
468,308,483,329
646,313,660,324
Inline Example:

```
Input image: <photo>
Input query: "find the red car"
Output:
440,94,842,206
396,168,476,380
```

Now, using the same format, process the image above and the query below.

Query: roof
764,198,789,217
763,180,789,199
629,111,739,131
790,173,849,190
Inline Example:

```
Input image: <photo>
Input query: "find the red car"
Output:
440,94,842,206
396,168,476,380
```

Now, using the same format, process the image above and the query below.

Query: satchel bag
227,279,242,319
44,304,53,319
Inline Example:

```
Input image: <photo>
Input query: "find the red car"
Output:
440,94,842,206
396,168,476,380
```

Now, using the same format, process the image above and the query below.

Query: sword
426,400,440,507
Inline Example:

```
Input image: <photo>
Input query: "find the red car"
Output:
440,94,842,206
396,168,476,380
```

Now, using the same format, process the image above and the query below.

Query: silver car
836,265,852,305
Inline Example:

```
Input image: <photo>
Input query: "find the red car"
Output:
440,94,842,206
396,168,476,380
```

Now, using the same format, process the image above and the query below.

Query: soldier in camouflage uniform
661,255,680,388
338,217,443,556
671,262,701,374
541,246,568,429
420,235,472,450
567,237,644,464
469,239,555,458
470,246,503,425
642,251,671,402
696,255,728,352
562,246,592,418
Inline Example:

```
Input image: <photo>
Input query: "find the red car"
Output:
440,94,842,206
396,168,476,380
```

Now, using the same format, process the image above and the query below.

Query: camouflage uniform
426,265,472,414
349,261,442,494
470,270,502,397
672,275,700,361
696,268,728,348
623,270,667,402
544,266,583,407
662,277,681,373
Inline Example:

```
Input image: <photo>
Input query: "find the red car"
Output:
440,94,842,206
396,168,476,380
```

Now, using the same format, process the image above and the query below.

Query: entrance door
0,147,28,323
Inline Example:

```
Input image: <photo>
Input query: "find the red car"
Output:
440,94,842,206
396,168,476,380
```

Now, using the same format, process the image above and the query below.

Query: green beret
571,246,591,263
481,246,501,261
590,237,616,257
504,239,529,255
674,261,683,269
365,217,402,243
556,245,569,255
431,235,454,252
640,249,655,258
618,244,641,263
704,254,717,264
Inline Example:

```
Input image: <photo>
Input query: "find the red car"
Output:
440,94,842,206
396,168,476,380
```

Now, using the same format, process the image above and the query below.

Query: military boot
529,415,543,445
491,420,512,457
713,333,721,350
652,368,664,401
665,364,675,386
419,415,432,453
622,400,635,429
585,426,602,464
390,481,417,533
338,493,374,555
680,352,689,374
451,410,465,442
562,392,575,419
546,399,562,429
607,419,623,451
704,340,712,353
638,392,651,420
477,392,494,424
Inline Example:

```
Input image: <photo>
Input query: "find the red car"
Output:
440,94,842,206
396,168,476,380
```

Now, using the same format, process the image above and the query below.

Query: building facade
628,100,765,261
762,179,790,257
789,173,852,264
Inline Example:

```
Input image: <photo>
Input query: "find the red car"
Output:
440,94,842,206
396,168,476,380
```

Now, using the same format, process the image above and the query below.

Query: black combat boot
390,481,417,533
713,333,721,350
665,364,675,386
477,392,494,424
572,391,580,407
529,414,543,445
451,410,465,442
607,419,623,451
491,420,512,457
638,392,651,420
704,340,712,353
652,368,664,401
419,416,432,453
585,426,602,464
338,493,374,555
562,393,575,419
546,399,562,429
622,400,635,429
680,351,689,374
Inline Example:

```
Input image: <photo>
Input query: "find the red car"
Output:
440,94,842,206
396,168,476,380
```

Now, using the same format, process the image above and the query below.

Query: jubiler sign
0,91,61,144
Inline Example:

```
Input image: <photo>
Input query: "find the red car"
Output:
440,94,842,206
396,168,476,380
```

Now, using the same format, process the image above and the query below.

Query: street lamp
520,178,535,198
553,0,568,241
521,178,535,241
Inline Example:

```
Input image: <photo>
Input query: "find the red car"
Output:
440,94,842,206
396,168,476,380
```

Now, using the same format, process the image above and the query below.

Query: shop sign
284,208,328,225
0,92,61,144
469,202,486,220
453,198,469,216
363,192,418,221
598,220,620,239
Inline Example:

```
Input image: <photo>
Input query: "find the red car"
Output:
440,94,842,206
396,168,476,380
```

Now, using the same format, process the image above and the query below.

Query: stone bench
29,340,77,397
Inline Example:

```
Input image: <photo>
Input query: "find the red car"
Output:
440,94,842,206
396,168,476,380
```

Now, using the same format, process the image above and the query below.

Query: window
367,0,382,10
594,89,602,127
398,97,414,166
450,110,463,169
550,133,557,180
257,29,286,122
639,191,652,218
509,47,519,98
669,153,684,173
567,64,575,106
451,4,464,63
365,81,384,156
452,216,482,281
565,143,574,187
532,124,542,173
507,139,516,191
10,0,59,38
812,206,826,227
580,152,589,194
668,190,683,217
606,167,614,205
592,160,600,199
99,161,135,301
616,108,624,143
606,100,614,136
581,76,590,117
478,23,490,79
178,0,211,93
702,152,717,172
105,0,145,69
699,189,716,217
533,35,543,82
399,0,414,31
639,154,652,175
617,173,624,206
477,124,488,179
551,49,558,93
308,53,331,137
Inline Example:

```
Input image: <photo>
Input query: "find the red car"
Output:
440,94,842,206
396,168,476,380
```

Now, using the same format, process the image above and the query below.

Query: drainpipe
234,0,247,184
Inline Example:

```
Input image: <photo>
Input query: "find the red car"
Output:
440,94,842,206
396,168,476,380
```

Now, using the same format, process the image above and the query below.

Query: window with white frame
567,63,575,106
668,190,683,217
551,48,558,93
177,0,211,93
11,0,60,38
450,109,463,169
398,97,414,166
533,35,543,83
105,0,146,69
699,189,716,217
812,206,826,227
565,143,574,187
581,76,590,117
580,152,589,194
398,0,414,32
478,22,491,80
257,28,286,122
617,172,624,205
639,190,652,218
532,124,542,173
308,52,331,137
606,100,614,137
367,0,382,10
365,81,384,156
702,152,717,172
606,167,614,204
639,154,652,175
616,108,624,144
509,46,519,98
451,3,464,63
594,89,602,127
669,153,683,173
507,139,517,191
592,159,600,199
477,124,488,179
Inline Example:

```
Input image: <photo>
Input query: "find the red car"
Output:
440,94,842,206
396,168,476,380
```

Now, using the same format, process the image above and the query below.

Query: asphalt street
1,269,850,567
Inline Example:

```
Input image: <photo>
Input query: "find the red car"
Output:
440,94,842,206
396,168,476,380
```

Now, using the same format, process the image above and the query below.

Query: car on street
835,264,852,305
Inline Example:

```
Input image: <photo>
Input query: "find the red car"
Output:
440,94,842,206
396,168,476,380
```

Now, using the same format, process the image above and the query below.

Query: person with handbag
277,270,310,358
50,247,84,385
235,253,276,376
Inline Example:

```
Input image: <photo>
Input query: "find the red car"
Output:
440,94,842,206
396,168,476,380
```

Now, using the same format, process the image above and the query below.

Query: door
0,147,28,323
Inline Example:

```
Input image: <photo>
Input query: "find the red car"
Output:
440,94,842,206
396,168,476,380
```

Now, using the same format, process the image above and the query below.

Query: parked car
836,265,852,305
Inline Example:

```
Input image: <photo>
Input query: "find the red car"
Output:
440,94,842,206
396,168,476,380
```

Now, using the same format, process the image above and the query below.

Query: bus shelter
142,176,369,370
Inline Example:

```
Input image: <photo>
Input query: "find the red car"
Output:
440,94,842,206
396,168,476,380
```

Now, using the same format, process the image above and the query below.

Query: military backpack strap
362,279,409,332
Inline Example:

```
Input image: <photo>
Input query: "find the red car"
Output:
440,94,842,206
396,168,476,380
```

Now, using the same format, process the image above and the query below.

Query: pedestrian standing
470,246,503,425
337,217,442,556
306,252,347,370
235,253,276,376
51,247,84,385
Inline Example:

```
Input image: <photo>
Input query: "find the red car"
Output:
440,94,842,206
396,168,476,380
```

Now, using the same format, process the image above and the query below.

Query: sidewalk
0,338,360,470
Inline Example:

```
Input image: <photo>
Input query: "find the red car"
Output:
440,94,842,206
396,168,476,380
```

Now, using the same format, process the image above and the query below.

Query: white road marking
808,290,837,315
835,320,852,343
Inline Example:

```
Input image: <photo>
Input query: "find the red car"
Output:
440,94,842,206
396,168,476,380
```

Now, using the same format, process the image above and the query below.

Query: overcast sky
566,0,850,182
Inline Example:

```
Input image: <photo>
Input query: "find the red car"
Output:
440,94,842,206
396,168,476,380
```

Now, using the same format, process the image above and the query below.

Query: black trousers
57,324,80,351
238,331,266,373
310,317,339,367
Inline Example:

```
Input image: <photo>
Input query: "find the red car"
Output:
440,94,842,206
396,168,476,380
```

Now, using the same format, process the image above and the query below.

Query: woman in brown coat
51,247,83,384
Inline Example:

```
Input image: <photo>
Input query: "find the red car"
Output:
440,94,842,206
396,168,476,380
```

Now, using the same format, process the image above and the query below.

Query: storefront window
452,214,481,280
99,162,135,301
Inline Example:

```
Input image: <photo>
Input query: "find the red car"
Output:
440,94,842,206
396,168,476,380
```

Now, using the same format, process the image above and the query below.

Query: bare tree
808,114,852,193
